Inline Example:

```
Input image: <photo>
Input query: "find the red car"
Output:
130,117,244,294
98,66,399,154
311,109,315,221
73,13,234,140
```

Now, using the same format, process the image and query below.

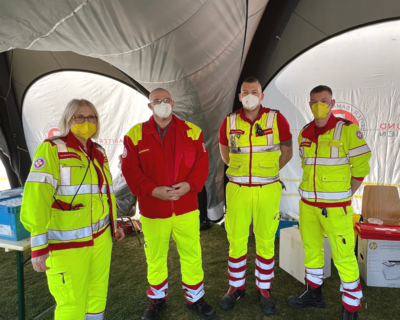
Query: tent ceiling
0,0,269,219
6,50,129,109
1,0,399,215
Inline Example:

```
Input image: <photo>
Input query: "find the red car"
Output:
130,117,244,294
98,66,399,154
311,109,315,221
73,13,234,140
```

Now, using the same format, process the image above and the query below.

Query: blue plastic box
0,188,29,241
276,220,298,238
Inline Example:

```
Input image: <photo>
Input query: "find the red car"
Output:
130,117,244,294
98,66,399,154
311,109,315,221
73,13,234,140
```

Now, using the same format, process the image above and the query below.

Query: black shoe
342,306,359,320
258,289,276,315
141,299,166,320
220,288,246,310
187,297,216,319
200,219,214,231
287,282,326,309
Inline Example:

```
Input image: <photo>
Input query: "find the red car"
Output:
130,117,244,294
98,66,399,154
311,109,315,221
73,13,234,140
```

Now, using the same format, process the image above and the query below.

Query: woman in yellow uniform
21,99,124,320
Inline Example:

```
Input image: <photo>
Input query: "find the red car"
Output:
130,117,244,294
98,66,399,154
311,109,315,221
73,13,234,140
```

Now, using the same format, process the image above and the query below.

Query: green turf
1,226,399,319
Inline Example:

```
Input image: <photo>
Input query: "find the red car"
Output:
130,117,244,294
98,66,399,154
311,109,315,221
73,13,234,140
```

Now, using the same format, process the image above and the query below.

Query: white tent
264,20,400,214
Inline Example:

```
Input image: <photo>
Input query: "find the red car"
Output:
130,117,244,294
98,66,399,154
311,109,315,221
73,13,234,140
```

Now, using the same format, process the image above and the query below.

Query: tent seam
248,4,267,18
136,23,246,84
87,0,209,57
6,0,90,51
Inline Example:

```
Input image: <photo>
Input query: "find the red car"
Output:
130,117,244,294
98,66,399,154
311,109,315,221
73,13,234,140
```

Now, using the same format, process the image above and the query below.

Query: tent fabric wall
0,52,31,186
22,71,152,179
0,0,269,220
263,20,400,215
265,0,400,84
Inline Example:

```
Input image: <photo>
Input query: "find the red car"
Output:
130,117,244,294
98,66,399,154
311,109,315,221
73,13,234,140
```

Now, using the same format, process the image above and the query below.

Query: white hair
58,99,101,139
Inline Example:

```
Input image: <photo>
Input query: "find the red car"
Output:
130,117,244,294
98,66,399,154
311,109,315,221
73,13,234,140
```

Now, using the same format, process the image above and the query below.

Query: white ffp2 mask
242,94,260,110
154,102,172,118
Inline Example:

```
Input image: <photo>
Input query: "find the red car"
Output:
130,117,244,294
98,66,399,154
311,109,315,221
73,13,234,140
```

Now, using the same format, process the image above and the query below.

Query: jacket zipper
313,140,318,201
249,123,254,184
152,132,175,213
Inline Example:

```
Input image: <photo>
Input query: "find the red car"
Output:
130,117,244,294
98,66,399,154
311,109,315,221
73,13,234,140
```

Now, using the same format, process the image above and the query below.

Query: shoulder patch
126,123,143,146
270,109,280,112
185,121,202,140
303,122,312,129
33,157,47,170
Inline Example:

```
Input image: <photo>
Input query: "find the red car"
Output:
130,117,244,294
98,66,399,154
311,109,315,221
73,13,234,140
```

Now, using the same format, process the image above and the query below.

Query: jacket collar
238,107,271,125
61,131,104,165
302,113,338,143
143,114,189,134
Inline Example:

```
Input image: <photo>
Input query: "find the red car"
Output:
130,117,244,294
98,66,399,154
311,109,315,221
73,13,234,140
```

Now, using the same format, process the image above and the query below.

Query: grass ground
1,225,399,320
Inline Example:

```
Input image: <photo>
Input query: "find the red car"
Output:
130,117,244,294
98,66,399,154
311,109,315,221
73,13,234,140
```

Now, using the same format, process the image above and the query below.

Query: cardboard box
358,238,400,287
279,226,331,284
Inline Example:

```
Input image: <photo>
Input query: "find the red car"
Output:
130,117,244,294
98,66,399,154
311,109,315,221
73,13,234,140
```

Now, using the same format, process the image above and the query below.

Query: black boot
287,282,325,309
258,289,276,315
187,297,216,319
141,299,166,320
342,306,359,320
220,287,246,310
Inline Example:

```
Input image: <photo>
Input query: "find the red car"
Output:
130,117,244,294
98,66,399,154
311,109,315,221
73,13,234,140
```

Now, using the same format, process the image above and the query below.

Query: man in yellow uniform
219,77,293,315
287,85,371,320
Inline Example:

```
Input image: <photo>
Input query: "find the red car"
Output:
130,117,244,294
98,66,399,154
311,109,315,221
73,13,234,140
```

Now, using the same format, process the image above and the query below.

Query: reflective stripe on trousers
85,311,105,320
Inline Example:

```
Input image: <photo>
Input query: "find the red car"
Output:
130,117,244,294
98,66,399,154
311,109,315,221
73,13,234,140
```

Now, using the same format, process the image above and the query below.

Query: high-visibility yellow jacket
225,108,281,185
21,132,117,258
298,114,371,207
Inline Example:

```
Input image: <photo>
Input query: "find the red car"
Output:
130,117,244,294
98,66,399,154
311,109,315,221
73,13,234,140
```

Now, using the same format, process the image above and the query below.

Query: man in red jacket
122,88,216,320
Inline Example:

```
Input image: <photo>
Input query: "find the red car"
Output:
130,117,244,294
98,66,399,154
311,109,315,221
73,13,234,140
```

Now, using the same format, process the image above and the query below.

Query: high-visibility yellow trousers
225,182,281,290
299,201,362,312
45,229,113,320
141,210,205,304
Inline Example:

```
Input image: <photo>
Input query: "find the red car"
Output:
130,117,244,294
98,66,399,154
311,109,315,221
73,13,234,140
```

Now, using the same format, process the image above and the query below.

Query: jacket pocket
334,229,355,260
59,158,85,168
321,173,348,182
256,160,278,177
48,207,87,234
139,146,152,155
227,159,243,170
46,269,77,307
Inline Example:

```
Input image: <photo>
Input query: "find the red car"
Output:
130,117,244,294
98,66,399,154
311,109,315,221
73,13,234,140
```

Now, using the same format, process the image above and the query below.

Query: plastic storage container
276,220,298,238
0,188,29,241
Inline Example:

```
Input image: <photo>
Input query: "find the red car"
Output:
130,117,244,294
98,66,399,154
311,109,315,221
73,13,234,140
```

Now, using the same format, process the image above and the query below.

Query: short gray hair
58,99,101,139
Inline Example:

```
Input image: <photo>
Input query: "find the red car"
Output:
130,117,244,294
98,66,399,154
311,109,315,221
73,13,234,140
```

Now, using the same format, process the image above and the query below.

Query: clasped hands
151,182,190,201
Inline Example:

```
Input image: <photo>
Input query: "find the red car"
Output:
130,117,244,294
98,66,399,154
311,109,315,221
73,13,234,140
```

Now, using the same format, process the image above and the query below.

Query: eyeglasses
150,98,172,105
71,115,97,124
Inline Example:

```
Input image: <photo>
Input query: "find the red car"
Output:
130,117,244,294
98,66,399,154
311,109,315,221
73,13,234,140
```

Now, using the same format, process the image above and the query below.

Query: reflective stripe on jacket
226,108,281,185
298,115,371,207
21,132,117,257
